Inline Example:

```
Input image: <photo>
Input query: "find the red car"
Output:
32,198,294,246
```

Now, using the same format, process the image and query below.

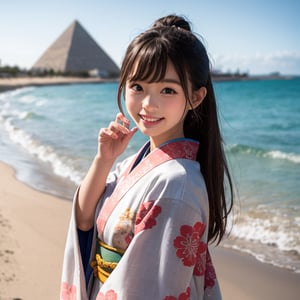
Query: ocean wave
0,87,36,100
0,108,24,121
18,95,39,104
0,108,45,123
0,87,45,110
228,205,300,255
265,150,300,163
18,94,48,107
3,119,83,185
18,111,46,120
224,204,300,272
227,144,300,164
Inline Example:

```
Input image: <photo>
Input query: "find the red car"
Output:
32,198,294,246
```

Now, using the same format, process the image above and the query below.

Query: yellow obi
90,239,125,283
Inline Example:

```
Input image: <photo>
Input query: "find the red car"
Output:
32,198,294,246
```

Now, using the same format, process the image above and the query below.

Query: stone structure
32,20,119,77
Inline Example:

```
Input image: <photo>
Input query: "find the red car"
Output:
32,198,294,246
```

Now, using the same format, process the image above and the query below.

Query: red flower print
204,251,217,289
164,287,191,300
96,289,118,300
193,241,207,276
173,222,206,266
60,282,76,300
135,201,162,233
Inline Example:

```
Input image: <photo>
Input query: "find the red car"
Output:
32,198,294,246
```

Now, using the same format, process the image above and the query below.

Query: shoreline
1,159,300,299
0,76,118,93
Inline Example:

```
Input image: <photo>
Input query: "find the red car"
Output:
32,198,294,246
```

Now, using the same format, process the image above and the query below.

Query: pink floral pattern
173,222,206,267
164,287,191,300
135,201,162,233
162,142,199,160
61,282,76,300
193,241,207,276
204,251,217,289
96,289,118,300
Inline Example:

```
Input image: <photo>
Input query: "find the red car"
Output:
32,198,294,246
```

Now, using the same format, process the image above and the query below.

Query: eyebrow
161,78,181,85
126,77,182,86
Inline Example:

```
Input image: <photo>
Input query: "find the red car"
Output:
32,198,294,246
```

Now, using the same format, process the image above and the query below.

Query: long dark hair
117,15,233,244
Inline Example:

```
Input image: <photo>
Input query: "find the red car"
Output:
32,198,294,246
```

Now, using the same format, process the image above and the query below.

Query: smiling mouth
139,114,164,123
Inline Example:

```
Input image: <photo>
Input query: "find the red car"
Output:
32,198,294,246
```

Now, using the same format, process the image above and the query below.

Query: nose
142,94,158,110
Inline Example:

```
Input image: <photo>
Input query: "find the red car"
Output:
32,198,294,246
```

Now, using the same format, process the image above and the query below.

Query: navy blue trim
130,141,150,171
78,227,94,287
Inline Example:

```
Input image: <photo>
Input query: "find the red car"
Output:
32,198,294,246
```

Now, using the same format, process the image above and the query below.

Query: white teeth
141,116,160,122
145,118,158,122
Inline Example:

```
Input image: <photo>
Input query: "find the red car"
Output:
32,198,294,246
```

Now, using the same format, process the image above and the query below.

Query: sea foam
227,144,300,164
264,150,300,164
4,119,83,185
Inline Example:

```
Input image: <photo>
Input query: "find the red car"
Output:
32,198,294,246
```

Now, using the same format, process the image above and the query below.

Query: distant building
32,20,119,77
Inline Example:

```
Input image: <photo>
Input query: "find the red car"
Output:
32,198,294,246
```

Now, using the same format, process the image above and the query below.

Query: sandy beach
1,78,300,299
0,162,71,299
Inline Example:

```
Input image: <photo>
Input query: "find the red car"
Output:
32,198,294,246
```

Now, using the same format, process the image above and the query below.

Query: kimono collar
97,138,199,237
130,138,199,172
140,138,199,162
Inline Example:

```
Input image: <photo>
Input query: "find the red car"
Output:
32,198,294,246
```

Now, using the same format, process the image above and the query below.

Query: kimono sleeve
60,156,134,300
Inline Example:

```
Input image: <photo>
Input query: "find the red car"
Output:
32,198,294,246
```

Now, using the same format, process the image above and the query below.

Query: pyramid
32,20,119,77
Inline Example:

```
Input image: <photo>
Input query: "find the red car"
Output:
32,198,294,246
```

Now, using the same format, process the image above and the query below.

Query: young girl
61,14,233,300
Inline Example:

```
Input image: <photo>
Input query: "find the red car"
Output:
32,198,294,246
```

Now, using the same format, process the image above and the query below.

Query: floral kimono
61,138,222,300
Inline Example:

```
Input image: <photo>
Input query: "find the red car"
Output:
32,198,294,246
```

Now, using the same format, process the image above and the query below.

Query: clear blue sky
1,0,299,75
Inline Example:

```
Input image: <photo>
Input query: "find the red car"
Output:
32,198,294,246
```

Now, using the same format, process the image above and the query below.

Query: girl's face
125,61,190,150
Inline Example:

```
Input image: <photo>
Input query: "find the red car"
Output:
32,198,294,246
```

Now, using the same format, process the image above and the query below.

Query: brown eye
162,87,176,94
131,83,143,92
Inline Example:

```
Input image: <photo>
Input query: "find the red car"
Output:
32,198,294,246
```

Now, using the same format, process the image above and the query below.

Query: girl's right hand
97,113,137,161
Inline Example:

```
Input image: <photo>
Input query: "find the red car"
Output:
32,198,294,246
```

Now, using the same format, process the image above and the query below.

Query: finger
99,128,118,139
109,121,130,136
131,127,138,133
116,113,130,129
121,126,138,143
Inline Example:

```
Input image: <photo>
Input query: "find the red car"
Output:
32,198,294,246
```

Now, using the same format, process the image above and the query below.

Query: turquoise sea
0,78,299,273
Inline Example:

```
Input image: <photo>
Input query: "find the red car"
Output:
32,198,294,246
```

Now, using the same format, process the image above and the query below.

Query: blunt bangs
128,38,169,84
